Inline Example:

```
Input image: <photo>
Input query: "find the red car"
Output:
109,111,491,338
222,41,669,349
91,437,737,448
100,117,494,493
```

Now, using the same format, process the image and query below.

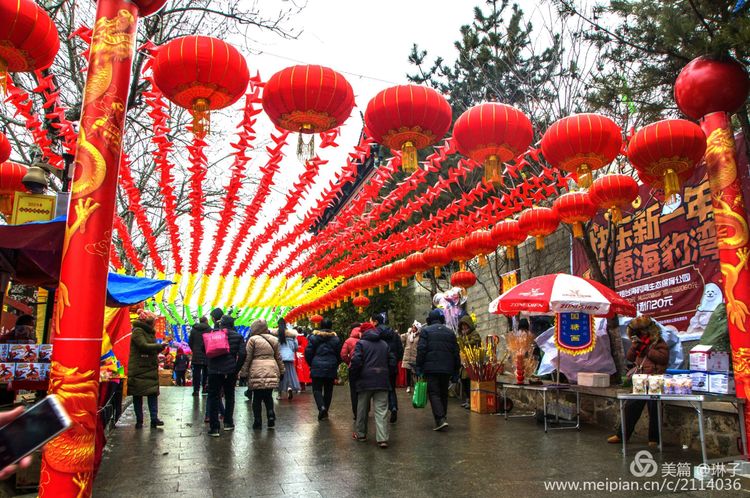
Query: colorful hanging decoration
491,219,527,260
364,84,452,172
553,191,597,238
518,207,559,250
451,270,477,290
588,174,639,224
540,113,622,188
0,133,10,163
452,103,533,186
262,64,354,160
0,161,28,216
0,0,59,91
627,119,706,203
151,35,250,137
674,56,750,120
352,295,370,313
310,314,324,327
556,312,596,355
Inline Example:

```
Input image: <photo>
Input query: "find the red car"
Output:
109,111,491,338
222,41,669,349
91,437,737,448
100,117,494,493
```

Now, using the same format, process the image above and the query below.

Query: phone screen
0,398,70,468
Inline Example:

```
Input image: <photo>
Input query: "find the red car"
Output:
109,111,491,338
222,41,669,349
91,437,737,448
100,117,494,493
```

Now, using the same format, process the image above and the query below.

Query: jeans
388,372,398,412
192,364,207,393
311,377,335,413
619,399,660,442
133,394,158,424
356,390,389,442
208,373,236,431
252,388,275,424
175,370,186,386
426,373,450,422
349,379,358,418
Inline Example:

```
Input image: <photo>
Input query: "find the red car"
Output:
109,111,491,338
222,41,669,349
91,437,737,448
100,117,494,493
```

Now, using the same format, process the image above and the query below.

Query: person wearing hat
304,318,342,420
128,310,168,429
415,308,461,431
457,315,481,409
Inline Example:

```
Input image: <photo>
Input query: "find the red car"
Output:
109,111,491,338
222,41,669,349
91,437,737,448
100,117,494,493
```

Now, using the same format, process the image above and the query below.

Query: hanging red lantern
491,219,527,260
675,56,750,120
0,0,59,91
263,64,355,159
453,103,533,186
518,207,559,250
589,174,639,224
464,229,497,266
132,0,169,16
364,85,452,172
152,36,250,138
446,237,474,271
352,295,370,313
553,191,597,238
0,133,10,163
0,161,28,216
627,119,706,204
451,270,477,290
406,252,430,282
393,259,412,286
423,246,452,278
541,114,622,188
310,314,324,327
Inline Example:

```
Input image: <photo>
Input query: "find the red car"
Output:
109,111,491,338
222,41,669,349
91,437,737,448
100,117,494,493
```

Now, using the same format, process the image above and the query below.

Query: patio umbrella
488,273,636,318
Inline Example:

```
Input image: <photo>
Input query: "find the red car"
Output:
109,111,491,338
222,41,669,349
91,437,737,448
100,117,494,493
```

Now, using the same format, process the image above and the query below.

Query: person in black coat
206,315,246,437
349,322,396,447
188,317,212,396
415,308,461,431
370,313,403,422
304,318,342,420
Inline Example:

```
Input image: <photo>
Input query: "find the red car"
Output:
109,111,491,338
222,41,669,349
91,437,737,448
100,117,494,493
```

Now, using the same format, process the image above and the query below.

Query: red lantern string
112,214,145,273
186,134,208,274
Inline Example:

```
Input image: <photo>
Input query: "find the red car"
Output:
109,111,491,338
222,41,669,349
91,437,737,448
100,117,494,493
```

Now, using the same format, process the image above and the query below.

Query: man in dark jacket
416,308,461,431
304,318,342,420
370,313,403,423
349,322,396,448
207,315,246,437
188,317,211,396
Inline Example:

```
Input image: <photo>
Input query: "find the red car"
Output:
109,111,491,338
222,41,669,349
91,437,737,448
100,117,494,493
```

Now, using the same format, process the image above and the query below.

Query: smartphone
0,395,72,468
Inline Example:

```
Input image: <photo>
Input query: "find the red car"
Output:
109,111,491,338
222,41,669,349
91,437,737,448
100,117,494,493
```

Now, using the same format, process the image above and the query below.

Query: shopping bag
204,329,230,358
412,378,427,409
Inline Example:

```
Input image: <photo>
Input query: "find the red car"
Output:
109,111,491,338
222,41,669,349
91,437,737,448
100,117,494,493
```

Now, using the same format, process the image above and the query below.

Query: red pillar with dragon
39,1,168,496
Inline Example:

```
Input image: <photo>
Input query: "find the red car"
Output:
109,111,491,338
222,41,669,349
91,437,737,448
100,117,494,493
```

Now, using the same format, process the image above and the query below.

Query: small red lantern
446,237,474,271
553,191,597,238
627,119,706,204
518,207,559,250
589,174,639,224
491,219,527,260
451,270,477,290
422,246,452,278
0,0,59,91
0,161,28,216
453,103,533,186
364,85,452,172
0,133,10,163
310,314,324,327
152,36,250,138
406,252,430,282
393,259,413,286
675,56,750,120
352,295,370,313
464,229,497,266
132,0,169,16
541,114,622,188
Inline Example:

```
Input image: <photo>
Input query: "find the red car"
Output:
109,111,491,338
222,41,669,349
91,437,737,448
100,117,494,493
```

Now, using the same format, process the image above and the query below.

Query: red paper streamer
186,134,208,274
112,214,145,273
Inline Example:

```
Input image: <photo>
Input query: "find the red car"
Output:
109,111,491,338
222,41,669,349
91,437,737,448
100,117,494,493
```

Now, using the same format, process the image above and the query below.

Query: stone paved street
94,386,731,497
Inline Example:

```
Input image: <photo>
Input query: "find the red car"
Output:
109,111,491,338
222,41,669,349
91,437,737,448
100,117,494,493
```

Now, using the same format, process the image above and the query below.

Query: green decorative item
337,363,349,385
412,378,427,409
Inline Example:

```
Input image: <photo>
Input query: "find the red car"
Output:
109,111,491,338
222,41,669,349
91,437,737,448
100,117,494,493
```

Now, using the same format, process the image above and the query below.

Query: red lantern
541,114,622,188
364,85,452,172
352,295,370,313
627,119,706,203
152,36,249,137
0,161,28,216
464,229,497,266
675,56,750,120
453,103,533,186
310,314,324,327
446,237,474,271
0,0,59,90
518,207,559,250
393,259,412,286
491,219,527,260
422,246,452,278
0,133,10,163
589,174,639,224
451,270,477,290
132,0,169,16
406,252,429,282
553,191,597,238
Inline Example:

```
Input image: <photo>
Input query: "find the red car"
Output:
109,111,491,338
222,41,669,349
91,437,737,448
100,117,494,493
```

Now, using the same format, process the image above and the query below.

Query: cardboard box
15,363,42,381
0,345,9,362
577,372,610,387
36,363,50,382
690,371,709,392
37,344,53,363
689,345,730,372
158,369,174,386
0,363,15,383
470,380,497,414
708,373,735,395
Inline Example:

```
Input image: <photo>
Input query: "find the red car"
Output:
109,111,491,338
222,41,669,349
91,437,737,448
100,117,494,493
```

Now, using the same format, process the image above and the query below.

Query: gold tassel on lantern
415,272,423,283
434,267,442,278
609,206,623,225
459,260,466,271
478,254,488,266
388,281,395,291
506,246,516,260
379,285,385,293
576,163,592,188
401,277,408,286
0,59,7,94
572,222,584,239
484,155,503,187
401,141,418,172
663,168,680,204
191,98,210,138
297,123,315,162
535,236,545,251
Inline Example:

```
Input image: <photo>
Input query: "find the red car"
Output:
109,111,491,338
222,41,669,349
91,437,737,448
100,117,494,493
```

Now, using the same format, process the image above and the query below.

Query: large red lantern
518,207,559,250
310,314,324,327
423,246,452,278
589,174,639,224
553,191,597,238
152,36,249,137
0,133,10,163
464,229,497,266
491,219,527,260
406,252,430,282
0,0,59,90
675,56,750,120
263,64,355,157
446,237,474,271
352,295,370,313
0,161,28,216
451,270,477,291
541,114,622,188
364,85,452,172
453,103,533,186
627,119,706,203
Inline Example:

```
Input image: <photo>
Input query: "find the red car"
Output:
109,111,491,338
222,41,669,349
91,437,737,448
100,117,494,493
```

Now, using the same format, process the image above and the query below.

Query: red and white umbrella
488,273,636,317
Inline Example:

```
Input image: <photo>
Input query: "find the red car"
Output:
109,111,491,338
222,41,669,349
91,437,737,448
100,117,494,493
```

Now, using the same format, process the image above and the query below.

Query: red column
39,2,144,496
700,111,750,440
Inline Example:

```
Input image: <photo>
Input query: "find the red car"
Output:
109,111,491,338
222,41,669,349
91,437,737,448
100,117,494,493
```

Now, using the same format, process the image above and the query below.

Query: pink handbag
204,329,230,358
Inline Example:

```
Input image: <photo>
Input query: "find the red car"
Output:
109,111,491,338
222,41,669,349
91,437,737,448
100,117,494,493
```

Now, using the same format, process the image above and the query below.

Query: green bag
412,378,427,408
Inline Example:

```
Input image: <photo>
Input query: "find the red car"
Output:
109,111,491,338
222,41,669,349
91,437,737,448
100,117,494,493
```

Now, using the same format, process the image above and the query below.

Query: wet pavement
94,386,735,497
